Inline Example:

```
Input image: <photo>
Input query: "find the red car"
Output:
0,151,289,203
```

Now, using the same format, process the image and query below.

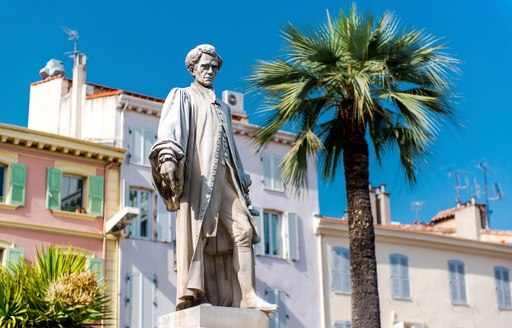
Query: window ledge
391,297,412,302
332,291,351,296
451,302,469,307
498,307,512,311
0,203,20,211
51,209,99,221
262,187,285,193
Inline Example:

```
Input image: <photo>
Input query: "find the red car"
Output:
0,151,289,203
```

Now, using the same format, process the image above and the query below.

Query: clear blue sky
1,1,511,229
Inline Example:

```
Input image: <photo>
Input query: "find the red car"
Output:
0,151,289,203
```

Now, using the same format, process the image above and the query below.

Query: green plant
0,245,110,328
249,4,457,327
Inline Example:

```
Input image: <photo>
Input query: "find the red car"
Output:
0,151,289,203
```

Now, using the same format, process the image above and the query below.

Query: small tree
249,4,458,327
0,245,110,327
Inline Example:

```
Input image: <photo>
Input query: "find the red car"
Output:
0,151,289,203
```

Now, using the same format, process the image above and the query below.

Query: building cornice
0,219,116,241
315,217,512,259
232,121,295,145
0,124,126,164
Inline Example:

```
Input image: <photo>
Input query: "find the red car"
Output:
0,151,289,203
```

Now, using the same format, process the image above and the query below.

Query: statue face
192,53,219,88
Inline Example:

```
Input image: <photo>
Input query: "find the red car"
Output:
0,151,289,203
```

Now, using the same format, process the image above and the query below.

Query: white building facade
27,56,322,328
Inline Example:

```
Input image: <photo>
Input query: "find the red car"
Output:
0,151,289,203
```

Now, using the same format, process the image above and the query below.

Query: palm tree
248,5,458,327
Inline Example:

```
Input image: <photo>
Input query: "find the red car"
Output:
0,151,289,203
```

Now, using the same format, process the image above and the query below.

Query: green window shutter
87,257,104,281
89,176,104,216
5,247,24,272
252,206,264,256
10,163,27,206
46,167,62,210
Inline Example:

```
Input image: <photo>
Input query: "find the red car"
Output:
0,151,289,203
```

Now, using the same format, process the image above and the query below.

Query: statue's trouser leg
218,168,258,302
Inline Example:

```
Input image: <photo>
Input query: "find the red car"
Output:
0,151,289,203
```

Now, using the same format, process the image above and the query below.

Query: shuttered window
331,247,351,293
390,254,410,299
448,260,467,304
266,288,287,328
252,207,299,260
126,273,157,328
46,167,104,216
129,127,155,166
262,154,284,192
494,266,512,309
127,189,152,239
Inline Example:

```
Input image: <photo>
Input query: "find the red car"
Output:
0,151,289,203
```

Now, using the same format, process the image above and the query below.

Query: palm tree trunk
343,130,381,328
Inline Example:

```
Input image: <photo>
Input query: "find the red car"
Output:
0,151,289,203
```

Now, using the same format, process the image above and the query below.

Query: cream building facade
317,188,512,328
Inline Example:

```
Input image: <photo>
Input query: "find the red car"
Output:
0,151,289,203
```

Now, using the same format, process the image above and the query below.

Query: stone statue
150,44,278,313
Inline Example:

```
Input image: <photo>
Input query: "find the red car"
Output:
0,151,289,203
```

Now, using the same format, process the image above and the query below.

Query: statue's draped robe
149,82,259,310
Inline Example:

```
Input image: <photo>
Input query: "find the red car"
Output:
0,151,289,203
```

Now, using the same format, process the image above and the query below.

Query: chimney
70,54,87,138
376,184,391,225
454,198,483,240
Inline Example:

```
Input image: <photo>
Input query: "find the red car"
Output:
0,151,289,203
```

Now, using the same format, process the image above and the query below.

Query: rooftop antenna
477,162,502,227
411,201,424,223
60,26,79,60
448,170,471,204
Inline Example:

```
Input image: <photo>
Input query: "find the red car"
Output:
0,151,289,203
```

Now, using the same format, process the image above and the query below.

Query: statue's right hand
160,160,179,193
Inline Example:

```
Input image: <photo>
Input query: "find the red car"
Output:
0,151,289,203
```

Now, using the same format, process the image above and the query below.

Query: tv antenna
61,26,79,59
477,162,502,227
448,170,471,204
411,201,424,223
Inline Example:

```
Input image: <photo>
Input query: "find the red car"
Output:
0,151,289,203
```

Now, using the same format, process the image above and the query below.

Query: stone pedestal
158,305,269,328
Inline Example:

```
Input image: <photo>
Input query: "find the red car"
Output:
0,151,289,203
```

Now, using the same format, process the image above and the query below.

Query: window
2,247,24,271
331,247,351,293
125,273,157,328
262,154,284,192
46,168,104,216
127,189,152,239
390,254,410,299
253,208,299,260
266,288,287,328
0,165,5,203
334,321,352,328
448,260,467,304
0,162,27,206
61,175,84,212
263,210,282,257
87,257,105,282
129,127,155,166
494,266,512,309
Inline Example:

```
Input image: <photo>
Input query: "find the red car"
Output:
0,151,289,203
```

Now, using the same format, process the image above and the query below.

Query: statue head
185,44,223,88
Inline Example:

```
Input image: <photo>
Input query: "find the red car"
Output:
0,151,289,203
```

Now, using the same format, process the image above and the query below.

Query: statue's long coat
150,82,259,310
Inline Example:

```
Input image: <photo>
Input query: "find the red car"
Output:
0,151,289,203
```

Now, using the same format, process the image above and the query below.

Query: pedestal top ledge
158,305,269,328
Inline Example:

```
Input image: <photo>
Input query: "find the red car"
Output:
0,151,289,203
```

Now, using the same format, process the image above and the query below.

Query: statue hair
185,44,223,73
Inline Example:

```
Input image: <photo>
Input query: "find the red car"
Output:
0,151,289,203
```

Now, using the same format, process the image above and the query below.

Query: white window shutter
286,212,299,261
157,196,172,242
400,256,410,298
252,206,264,256
143,130,155,166
390,255,400,298
265,288,280,328
277,290,287,328
142,275,157,328
126,273,141,328
130,127,142,165
341,248,351,293
331,248,342,292
272,156,284,191
262,156,272,189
